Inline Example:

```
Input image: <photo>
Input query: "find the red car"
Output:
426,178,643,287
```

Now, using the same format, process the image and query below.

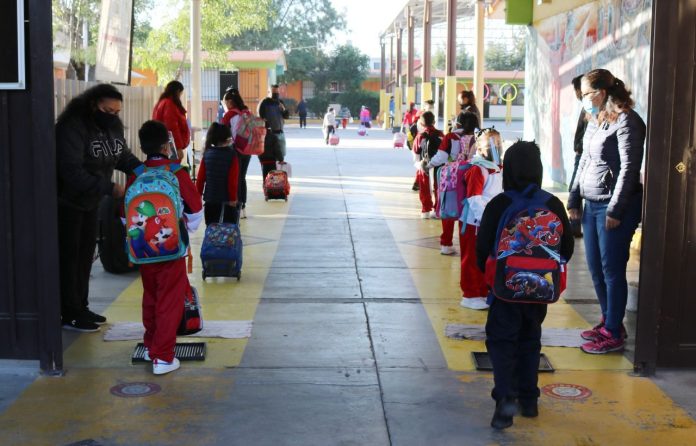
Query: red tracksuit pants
417,170,438,213
440,218,457,247
460,223,489,298
140,258,189,362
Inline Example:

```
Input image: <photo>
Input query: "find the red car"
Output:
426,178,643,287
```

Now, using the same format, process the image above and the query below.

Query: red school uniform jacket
152,98,191,150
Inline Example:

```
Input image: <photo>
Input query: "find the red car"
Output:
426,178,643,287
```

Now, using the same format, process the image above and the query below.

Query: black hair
419,111,436,128
571,74,583,99
205,122,232,150
57,83,124,129
456,112,478,134
158,80,187,114
223,89,248,111
271,84,280,89
139,120,170,155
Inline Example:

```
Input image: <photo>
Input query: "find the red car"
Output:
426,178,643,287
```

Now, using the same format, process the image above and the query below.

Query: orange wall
362,79,381,92
285,81,303,102
240,69,267,113
131,69,158,87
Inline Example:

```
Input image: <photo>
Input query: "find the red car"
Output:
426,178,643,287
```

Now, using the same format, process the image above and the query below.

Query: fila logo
91,139,125,158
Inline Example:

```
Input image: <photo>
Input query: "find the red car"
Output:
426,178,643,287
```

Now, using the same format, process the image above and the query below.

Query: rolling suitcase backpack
264,170,290,201
393,132,406,148
200,207,243,280
329,134,340,145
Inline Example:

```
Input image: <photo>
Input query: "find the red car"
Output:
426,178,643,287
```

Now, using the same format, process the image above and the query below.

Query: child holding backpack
413,111,444,219
125,120,203,375
475,141,574,429
457,129,504,310
220,89,252,218
426,112,479,255
196,123,240,225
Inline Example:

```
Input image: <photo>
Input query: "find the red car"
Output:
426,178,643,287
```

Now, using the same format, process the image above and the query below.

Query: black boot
411,180,420,191
518,399,538,418
491,398,516,430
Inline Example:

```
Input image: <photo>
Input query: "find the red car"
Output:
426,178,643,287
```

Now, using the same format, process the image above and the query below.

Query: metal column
380,36,388,128
444,0,458,126
406,7,416,107
395,25,404,127
190,0,203,138
473,0,485,126
421,0,433,108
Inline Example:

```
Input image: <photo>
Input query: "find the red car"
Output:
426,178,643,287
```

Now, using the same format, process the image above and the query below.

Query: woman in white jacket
323,107,336,144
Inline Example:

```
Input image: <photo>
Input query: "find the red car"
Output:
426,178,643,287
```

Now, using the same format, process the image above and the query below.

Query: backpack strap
133,164,148,177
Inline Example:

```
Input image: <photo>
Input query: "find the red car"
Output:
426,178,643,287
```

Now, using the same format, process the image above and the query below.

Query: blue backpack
124,164,187,264
484,184,567,304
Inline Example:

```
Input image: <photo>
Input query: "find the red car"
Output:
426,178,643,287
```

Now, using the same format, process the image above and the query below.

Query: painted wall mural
524,0,652,185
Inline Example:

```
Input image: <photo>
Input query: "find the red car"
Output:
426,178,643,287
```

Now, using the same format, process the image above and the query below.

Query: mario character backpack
485,184,567,304
125,164,187,264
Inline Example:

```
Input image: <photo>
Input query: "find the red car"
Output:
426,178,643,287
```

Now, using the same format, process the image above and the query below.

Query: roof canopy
171,50,287,71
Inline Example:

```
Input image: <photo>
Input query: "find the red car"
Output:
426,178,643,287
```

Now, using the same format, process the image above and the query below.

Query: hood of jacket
502,141,543,191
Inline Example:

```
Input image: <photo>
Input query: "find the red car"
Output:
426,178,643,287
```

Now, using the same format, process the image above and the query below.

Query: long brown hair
583,69,634,123
159,80,187,114
223,88,248,111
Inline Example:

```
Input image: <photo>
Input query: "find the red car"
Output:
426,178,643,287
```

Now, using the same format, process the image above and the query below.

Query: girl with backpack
220,89,251,219
425,112,479,255
152,80,190,161
413,111,444,219
458,128,503,310
196,123,240,225
323,107,336,145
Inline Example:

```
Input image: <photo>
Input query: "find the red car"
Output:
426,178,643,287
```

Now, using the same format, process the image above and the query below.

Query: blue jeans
582,194,642,338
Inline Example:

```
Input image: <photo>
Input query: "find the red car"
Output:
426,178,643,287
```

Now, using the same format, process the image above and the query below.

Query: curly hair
56,83,124,131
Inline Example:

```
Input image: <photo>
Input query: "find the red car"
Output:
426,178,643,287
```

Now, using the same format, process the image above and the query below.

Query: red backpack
484,185,567,304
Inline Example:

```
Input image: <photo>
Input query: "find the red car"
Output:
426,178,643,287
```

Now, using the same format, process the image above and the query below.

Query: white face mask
417,122,425,133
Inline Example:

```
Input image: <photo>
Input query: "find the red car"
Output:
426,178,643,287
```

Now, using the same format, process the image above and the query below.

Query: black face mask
271,93,280,100
94,110,122,130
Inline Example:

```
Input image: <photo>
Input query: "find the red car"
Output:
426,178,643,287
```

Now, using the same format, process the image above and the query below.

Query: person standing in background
152,80,190,161
297,98,308,129
257,84,289,180
569,74,587,238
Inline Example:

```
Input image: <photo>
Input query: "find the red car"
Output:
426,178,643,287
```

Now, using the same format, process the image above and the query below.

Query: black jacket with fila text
55,116,141,211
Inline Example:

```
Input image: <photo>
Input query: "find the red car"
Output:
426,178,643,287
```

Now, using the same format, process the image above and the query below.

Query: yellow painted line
63,188,289,369
375,188,633,371
0,368,236,445
457,371,696,444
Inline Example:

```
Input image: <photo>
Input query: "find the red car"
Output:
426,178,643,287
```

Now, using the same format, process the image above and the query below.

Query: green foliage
336,90,379,118
306,93,335,117
227,0,347,83
134,0,271,84
485,31,526,71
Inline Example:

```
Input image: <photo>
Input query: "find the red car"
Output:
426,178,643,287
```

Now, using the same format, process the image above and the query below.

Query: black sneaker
84,309,107,325
491,398,516,430
62,318,100,332
518,399,539,418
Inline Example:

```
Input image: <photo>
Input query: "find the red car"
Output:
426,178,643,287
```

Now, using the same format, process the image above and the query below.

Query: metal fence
54,79,160,184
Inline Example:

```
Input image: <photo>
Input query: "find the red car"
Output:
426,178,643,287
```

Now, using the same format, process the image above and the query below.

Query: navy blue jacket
567,109,646,220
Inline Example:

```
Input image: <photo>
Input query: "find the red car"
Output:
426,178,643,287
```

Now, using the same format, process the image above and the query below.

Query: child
220,89,251,219
413,111,444,219
196,123,240,225
127,120,203,375
476,141,574,429
426,111,478,255
323,107,336,145
457,129,503,310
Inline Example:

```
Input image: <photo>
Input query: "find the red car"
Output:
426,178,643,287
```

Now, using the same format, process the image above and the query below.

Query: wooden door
635,0,696,371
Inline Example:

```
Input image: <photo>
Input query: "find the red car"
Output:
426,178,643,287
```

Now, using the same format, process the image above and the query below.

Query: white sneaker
460,297,490,310
153,357,180,375
241,208,247,219
143,348,151,362
430,211,438,219
440,245,456,255
421,212,431,219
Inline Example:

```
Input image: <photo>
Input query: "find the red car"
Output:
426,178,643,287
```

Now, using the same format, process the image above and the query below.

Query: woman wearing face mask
152,80,190,161
567,69,646,354
55,83,142,332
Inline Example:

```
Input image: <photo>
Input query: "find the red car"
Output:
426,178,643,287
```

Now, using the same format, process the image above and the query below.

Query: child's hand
568,208,582,221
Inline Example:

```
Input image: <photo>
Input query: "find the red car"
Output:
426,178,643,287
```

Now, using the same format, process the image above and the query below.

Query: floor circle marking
110,382,161,398
542,383,592,400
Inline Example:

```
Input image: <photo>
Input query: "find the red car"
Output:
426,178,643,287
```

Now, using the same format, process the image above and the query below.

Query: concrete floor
1,121,695,445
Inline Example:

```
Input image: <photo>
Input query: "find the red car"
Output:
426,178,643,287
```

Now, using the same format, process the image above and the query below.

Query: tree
227,0,347,83
431,45,473,71
134,0,271,84
52,0,154,79
485,32,525,71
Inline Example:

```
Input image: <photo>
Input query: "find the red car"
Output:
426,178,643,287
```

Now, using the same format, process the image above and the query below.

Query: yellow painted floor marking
63,189,289,369
376,189,633,371
0,368,236,445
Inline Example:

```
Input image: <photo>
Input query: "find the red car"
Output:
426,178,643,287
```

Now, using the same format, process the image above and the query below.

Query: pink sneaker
581,321,627,341
581,327,625,354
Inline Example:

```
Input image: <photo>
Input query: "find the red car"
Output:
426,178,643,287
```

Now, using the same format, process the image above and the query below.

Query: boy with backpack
125,120,203,375
475,141,574,429
413,111,444,219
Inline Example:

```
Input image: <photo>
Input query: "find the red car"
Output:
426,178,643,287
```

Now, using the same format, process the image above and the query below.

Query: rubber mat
131,342,206,363
472,352,555,372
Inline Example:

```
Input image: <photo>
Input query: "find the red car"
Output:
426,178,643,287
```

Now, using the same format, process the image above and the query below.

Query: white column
473,0,485,126
190,0,203,132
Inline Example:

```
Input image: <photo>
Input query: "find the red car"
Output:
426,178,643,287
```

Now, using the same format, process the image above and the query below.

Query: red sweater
152,98,190,150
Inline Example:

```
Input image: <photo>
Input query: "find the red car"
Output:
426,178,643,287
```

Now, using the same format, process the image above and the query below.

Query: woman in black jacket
55,84,141,332
567,69,645,354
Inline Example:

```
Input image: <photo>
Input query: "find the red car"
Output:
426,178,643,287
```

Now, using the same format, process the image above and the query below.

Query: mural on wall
524,0,652,185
